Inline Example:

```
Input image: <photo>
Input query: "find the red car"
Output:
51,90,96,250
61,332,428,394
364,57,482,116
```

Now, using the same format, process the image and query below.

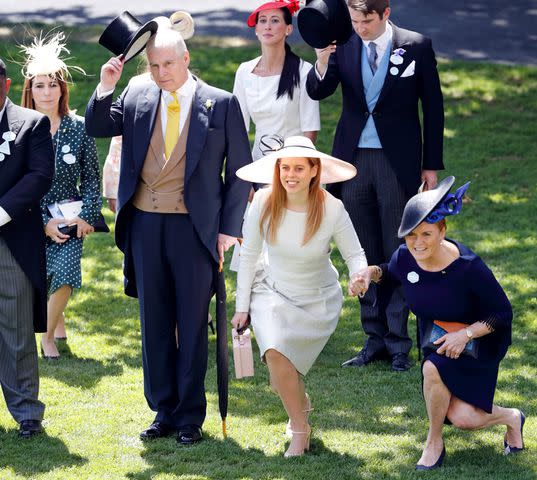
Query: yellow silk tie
164,92,180,160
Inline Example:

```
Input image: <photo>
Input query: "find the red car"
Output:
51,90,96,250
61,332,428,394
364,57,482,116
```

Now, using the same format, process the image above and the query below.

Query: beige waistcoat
132,104,191,213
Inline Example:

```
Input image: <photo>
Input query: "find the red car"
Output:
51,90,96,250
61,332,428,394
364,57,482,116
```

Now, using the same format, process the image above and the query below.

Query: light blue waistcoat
357,42,391,148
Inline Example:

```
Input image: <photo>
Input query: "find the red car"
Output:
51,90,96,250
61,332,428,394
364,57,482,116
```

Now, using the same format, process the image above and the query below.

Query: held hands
231,312,249,331
314,44,337,77
348,267,372,298
100,56,125,92
435,330,469,359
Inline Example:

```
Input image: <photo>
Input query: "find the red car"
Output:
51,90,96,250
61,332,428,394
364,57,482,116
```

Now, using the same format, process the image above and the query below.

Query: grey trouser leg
0,238,45,422
341,148,411,356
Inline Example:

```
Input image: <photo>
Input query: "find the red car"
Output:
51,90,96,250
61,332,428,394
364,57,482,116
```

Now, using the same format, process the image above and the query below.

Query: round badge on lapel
407,271,419,284
0,153,4,161
61,145,71,153
390,67,399,76
63,153,76,164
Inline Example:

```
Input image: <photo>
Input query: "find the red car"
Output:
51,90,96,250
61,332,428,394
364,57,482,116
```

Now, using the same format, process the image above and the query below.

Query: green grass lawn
0,26,536,479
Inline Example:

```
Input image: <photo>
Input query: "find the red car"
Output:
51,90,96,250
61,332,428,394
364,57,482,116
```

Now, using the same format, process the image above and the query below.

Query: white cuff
96,83,115,100
0,207,12,227
315,61,327,81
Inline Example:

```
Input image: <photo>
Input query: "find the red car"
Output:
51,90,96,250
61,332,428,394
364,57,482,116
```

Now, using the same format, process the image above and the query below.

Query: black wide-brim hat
297,0,353,49
99,11,158,63
398,176,456,238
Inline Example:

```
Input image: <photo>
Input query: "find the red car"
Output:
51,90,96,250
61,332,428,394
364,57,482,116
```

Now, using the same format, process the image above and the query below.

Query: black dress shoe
341,349,370,367
177,425,203,445
19,419,42,439
140,422,175,440
391,353,411,372
416,446,445,470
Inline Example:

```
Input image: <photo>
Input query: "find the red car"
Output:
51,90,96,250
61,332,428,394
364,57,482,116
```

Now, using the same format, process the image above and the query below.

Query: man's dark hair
0,59,6,78
347,0,390,18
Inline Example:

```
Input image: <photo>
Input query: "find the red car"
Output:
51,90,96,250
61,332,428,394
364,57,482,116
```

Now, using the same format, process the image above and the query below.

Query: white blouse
233,57,320,161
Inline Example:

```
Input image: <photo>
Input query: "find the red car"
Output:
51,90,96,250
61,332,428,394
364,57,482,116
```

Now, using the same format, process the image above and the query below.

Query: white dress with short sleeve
233,57,320,161
235,188,367,375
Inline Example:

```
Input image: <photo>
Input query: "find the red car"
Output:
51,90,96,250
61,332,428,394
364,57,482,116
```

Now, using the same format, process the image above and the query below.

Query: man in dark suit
306,0,444,371
85,28,251,444
0,59,55,437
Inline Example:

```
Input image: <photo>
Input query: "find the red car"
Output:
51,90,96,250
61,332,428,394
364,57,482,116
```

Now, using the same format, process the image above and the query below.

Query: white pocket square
401,60,415,78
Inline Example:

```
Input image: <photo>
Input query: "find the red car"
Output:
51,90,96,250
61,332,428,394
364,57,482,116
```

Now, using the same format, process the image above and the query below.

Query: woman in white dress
233,1,320,162
232,136,368,457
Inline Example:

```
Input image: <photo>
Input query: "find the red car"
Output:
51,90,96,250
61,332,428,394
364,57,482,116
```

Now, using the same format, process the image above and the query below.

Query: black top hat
99,11,158,63
398,176,456,238
297,0,353,49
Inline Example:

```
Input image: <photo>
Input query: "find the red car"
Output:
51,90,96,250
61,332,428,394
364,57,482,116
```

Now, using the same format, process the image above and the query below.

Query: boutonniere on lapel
204,99,215,112
389,48,406,76
0,130,16,162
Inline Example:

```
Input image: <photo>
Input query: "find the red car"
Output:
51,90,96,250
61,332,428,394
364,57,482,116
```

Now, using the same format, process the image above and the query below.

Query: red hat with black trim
247,0,301,27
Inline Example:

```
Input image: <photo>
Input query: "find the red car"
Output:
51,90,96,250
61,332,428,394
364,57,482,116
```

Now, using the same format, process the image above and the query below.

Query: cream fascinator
20,31,85,80
153,11,195,39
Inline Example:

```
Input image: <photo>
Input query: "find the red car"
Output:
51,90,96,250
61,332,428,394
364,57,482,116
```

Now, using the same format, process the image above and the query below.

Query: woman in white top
232,136,368,457
233,1,320,162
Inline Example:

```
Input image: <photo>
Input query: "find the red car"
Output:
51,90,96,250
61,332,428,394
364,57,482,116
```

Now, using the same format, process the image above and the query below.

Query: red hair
260,158,325,245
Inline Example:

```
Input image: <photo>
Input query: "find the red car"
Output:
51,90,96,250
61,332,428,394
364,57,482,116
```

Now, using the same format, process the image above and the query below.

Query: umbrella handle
222,419,227,438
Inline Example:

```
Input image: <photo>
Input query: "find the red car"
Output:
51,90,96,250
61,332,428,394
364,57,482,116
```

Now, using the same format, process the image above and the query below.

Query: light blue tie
368,42,378,75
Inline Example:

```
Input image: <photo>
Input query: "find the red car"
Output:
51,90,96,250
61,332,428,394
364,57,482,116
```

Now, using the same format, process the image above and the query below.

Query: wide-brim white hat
236,135,356,184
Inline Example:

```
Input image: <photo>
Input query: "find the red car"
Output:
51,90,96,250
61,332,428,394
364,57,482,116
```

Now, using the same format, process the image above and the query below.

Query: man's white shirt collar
160,71,196,138
363,22,393,58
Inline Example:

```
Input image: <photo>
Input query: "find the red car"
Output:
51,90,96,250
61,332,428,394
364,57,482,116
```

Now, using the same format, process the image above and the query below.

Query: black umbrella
215,259,229,437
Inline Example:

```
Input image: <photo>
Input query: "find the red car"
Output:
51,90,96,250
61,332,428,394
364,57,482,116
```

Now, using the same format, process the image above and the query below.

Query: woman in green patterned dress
21,33,102,359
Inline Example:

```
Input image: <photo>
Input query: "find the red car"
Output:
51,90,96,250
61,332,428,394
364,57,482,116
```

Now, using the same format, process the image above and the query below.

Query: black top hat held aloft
297,0,353,49
99,11,158,63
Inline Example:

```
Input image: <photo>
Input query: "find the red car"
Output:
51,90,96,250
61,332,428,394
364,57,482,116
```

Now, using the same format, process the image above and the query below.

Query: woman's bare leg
447,396,523,448
418,360,450,466
42,285,71,357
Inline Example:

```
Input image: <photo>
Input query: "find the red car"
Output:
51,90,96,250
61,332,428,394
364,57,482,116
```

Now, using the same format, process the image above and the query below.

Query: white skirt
249,269,343,375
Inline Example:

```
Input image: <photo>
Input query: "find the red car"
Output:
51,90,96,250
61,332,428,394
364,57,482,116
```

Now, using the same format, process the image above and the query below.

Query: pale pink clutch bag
232,328,254,379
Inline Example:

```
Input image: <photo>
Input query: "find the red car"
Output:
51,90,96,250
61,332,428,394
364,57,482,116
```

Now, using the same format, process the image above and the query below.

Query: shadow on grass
39,341,124,388
0,426,87,476
126,435,366,480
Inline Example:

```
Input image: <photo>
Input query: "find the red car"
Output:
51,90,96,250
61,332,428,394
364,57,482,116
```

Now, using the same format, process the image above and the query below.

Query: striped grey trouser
0,237,45,422
340,148,412,356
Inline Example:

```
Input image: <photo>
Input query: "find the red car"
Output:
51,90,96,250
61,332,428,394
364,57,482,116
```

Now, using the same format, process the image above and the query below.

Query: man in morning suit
0,59,54,437
85,27,251,444
306,0,444,371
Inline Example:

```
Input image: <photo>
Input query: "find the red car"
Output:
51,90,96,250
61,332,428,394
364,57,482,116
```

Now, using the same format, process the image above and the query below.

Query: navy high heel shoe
416,446,445,470
504,410,526,454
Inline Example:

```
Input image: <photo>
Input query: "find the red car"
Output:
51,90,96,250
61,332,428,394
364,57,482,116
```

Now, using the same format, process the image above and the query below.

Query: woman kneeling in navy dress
353,176,525,470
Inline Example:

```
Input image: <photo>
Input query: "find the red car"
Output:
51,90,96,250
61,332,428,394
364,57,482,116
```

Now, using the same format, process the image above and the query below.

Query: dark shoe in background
391,353,411,372
140,421,175,441
176,425,202,445
19,419,42,439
